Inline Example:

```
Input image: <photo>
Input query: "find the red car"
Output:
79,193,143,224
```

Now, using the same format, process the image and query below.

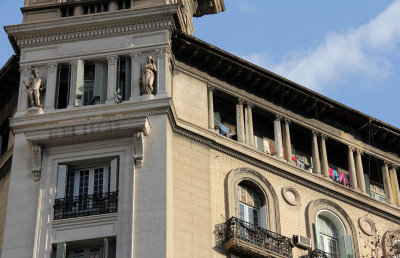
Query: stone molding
281,186,300,206
169,113,400,224
358,216,376,236
13,109,163,134
14,18,173,48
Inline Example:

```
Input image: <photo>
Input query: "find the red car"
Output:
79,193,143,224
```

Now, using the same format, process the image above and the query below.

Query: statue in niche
23,68,46,108
140,56,157,95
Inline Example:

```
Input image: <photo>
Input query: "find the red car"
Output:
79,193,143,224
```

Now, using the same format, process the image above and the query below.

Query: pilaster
106,56,118,104
129,52,142,101
68,60,78,108
44,63,58,111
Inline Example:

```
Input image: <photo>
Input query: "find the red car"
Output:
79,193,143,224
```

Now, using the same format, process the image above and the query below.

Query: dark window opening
116,56,131,102
213,90,237,140
326,140,351,187
56,64,71,109
252,107,275,155
117,0,131,10
75,60,108,107
82,3,108,15
61,7,74,17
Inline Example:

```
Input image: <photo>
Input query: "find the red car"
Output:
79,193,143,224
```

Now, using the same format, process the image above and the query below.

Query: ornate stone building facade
1,1,400,258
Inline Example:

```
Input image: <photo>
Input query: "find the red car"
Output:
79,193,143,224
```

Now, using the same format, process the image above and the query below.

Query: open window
116,56,131,102
117,0,131,10
314,211,354,258
55,63,71,109
75,60,108,106
54,158,118,220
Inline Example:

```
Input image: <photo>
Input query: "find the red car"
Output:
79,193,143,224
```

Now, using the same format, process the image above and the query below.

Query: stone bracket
133,131,144,168
32,144,42,181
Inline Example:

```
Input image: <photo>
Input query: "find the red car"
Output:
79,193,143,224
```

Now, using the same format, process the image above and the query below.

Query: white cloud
242,0,400,91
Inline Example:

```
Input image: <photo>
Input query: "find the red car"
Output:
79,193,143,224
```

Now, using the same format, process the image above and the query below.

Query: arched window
226,168,281,233
314,210,352,258
317,215,339,256
238,184,261,227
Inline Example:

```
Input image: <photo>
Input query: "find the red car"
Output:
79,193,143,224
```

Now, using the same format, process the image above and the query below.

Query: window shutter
103,237,109,258
364,174,370,196
339,235,354,258
110,158,118,192
56,165,68,199
75,60,84,107
56,242,66,258
259,205,268,229
313,222,321,250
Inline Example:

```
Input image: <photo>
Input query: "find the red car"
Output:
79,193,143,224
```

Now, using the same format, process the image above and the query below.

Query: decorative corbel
133,131,144,168
32,144,42,181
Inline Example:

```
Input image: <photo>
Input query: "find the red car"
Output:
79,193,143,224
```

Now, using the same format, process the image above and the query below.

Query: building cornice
166,106,400,224
6,5,178,48
174,63,400,167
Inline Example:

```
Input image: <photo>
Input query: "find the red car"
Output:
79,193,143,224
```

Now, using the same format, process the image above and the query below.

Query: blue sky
1,0,399,128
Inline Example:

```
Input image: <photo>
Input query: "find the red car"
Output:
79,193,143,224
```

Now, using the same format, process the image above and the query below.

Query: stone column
106,55,118,104
44,63,58,111
129,52,142,101
274,116,283,158
156,48,169,98
109,1,117,11
236,99,245,142
73,5,82,16
245,103,254,146
207,85,215,130
382,162,394,204
390,165,400,207
68,60,78,108
284,119,292,162
311,131,321,175
355,149,367,194
16,66,31,114
348,146,358,190
319,134,329,177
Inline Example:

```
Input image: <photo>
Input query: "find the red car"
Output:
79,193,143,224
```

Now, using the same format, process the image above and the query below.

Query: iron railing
225,216,293,257
308,249,338,258
54,191,118,220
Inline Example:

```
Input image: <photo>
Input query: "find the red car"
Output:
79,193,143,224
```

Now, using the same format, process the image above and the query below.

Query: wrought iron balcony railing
308,249,338,258
54,191,118,220
224,217,293,257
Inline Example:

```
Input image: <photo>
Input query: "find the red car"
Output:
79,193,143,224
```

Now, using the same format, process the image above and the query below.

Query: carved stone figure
23,68,46,108
140,56,157,95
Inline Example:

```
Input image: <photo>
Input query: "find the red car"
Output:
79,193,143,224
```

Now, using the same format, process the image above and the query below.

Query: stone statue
140,56,157,95
23,68,46,108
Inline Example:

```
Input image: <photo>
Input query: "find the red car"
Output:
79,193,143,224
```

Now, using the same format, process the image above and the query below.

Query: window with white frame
238,184,261,227
317,215,339,257
54,158,118,220
314,211,354,258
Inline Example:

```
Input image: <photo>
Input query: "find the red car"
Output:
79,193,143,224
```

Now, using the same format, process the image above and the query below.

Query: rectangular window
75,60,108,106
55,64,71,109
55,158,118,220
116,56,131,102
117,0,131,10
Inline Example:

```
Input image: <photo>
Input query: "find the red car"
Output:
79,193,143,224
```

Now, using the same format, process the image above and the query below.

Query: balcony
224,217,293,258
54,191,118,220
307,249,337,258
